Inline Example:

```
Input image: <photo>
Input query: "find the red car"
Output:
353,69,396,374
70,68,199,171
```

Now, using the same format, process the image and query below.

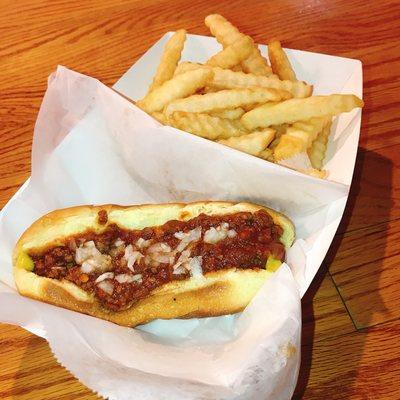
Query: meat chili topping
30,210,285,311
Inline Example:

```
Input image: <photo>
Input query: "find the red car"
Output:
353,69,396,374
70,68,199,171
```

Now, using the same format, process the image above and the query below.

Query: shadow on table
292,147,393,399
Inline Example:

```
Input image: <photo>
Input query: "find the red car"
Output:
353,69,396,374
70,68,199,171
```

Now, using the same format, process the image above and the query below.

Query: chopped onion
97,280,114,295
172,250,191,274
80,260,96,274
176,227,202,252
204,223,235,244
136,238,151,249
114,238,124,247
95,272,114,283
148,242,171,253
75,241,112,272
124,244,143,272
115,273,142,283
227,229,237,238
189,256,203,278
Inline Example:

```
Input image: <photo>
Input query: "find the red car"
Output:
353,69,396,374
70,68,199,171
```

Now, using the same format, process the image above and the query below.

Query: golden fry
301,168,328,179
169,111,248,140
241,94,364,130
217,129,275,156
258,148,274,161
241,48,272,76
274,117,330,160
174,62,203,76
205,14,272,75
269,124,288,150
165,87,291,116
210,108,245,119
148,30,186,92
173,64,311,98
206,36,254,69
308,121,332,169
149,111,168,124
137,68,213,113
268,39,297,81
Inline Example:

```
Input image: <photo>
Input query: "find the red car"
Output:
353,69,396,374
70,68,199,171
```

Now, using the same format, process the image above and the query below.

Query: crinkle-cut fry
150,111,168,124
165,88,292,117
204,14,273,76
258,148,274,161
268,39,297,81
210,67,311,97
274,117,331,161
210,108,245,119
241,48,273,76
206,35,254,69
136,68,213,113
169,112,248,140
231,64,243,72
173,64,311,98
241,94,364,130
205,14,242,47
308,121,332,169
217,129,275,157
148,29,186,92
301,168,328,179
269,124,288,150
174,61,204,76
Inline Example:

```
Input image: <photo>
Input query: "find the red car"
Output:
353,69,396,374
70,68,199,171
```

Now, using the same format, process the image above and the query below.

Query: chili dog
13,201,294,327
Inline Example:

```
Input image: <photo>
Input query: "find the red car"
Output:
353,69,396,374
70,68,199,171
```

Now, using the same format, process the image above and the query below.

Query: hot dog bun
13,201,294,327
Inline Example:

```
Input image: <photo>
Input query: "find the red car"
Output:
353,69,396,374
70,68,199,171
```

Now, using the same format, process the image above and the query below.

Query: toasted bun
13,201,294,327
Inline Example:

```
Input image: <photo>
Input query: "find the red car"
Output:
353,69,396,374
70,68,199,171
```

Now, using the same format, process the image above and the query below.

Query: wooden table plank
0,0,399,398
329,219,400,328
295,319,400,399
301,272,355,345
0,324,98,400
337,144,400,235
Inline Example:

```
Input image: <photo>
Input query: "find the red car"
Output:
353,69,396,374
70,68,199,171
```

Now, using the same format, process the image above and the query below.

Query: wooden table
1,0,399,398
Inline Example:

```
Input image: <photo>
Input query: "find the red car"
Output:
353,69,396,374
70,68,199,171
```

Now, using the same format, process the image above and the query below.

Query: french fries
174,63,312,98
206,36,254,69
241,94,364,130
210,108,245,119
217,129,275,156
169,112,248,140
205,14,273,76
268,39,297,81
308,121,332,169
137,68,213,113
165,88,292,117
274,117,331,161
136,13,363,178
148,30,187,92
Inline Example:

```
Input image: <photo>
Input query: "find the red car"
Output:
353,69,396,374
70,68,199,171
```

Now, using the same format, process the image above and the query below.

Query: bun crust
13,201,294,327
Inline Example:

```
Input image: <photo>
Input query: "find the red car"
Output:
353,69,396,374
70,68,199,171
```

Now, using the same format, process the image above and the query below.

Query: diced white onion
176,227,202,252
148,242,171,253
115,273,142,284
151,253,172,264
203,223,236,244
75,241,112,272
227,229,237,238
97,280,114,295
114,238,124,247
124,244,143,272
80,260,96,273
189,256,203,278
95,272,114,283
136,238,151,249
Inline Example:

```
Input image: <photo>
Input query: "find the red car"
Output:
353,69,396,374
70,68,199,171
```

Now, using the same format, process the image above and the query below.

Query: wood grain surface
0,0,399,399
